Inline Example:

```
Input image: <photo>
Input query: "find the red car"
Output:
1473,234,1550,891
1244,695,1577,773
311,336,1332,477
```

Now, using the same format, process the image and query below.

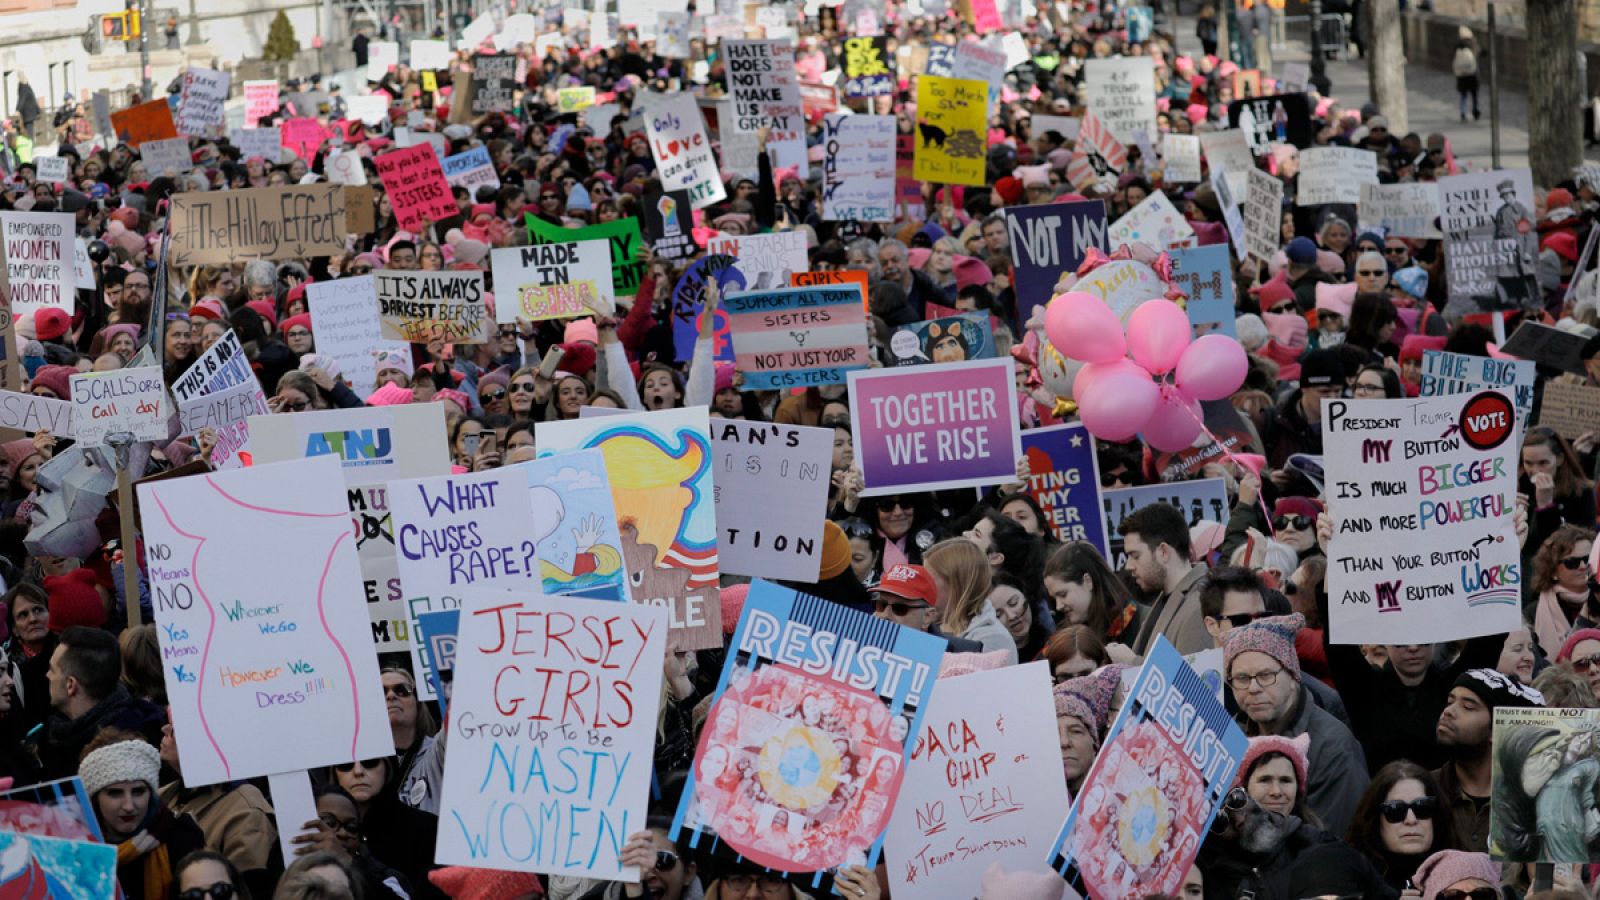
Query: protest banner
1170,244,1237,338
1082,57,1157,145
706,230,809,292
536,407,723,650
233,127,282,161
280,117,331,161
643,189,699,261
306,277,388,400
1102,479,1229,569
374,269,491,344
1198,129,1254,197
1440,169,1541,314
1,211,75,316
468,53,517,112
169,330,259,406
791,269,868,312
885,662,1067,898
913,76,987,187
890,313,994,366
1048,639,1246,899
0,776,103,841
374,144,456,232
0,832,118,897
69,367,168,446
1489,705,1600,862
1228,93,1313,155
436,589,667,877
1297,146,1379,206
1323,391,1522,643
139,456,394,785
848,358,1021,496
1501,321,1590,376
1005,200,1107,323
1066,112,1125,191
1360,182,1444,239
722,40,806,168
243,80,279,125
724,284,868,389
441,146,501,195
0,389,74,437
410,38,451,70
367,40,399,79
1536,381,1600,441
843,36,895,96
1419,349,1534,431
521,449,628,603
558,86,598,112
821,114,896,223
1108,190,1196,251
491,240,614,323
140,137,193,176
110,99,177,147
1162,133,1202,183
34,155,68,185
176,380,269,469
526,214,645,297
1021,423,1109,552
670,254,739,364
176,67,229,135
168,185,346,266
1243,168,1284,264
711,420,831,580
672,580,945,892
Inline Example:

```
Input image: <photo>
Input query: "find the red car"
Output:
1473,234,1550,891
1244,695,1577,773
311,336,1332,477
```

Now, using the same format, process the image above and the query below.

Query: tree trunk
1367,0,1409,134
1529,0,1583,187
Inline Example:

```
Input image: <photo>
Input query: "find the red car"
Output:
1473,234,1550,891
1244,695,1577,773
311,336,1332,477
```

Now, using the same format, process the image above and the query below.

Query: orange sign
110,99,178,148
790,269,869,313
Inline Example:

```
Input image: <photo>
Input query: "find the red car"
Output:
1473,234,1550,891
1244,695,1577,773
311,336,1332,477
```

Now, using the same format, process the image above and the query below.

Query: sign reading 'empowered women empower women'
1323,391,1524,644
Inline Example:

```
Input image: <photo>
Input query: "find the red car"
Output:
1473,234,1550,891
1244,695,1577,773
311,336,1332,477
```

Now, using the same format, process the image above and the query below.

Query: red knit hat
1233,733,1311,796
1,439,36,481
993,176,1024,206
30,365,74,401
280,313,313,335
245,299,278,329
1558,628,1600,662
34,308,70,342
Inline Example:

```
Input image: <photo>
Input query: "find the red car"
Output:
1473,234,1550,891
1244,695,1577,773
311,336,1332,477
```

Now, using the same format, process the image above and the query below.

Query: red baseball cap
876,564,939,609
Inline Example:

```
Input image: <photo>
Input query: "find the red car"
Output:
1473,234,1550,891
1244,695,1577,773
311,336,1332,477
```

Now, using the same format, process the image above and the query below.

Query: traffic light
100,9,141,41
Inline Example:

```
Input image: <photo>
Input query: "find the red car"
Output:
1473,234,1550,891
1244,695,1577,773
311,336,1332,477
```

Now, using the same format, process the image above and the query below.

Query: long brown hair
1345,760,1457,872
1524,427,1593,500
1044,542,1131,637
924,539,992,635
1532,524,1594,593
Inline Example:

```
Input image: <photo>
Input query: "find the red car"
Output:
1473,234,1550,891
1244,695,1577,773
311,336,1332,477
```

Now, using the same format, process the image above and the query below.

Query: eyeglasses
1100,470,1129,487
880,498,915,511
1227,667,1283,692
1273,515,1314,531
1562,555,1590,570
875,598,931,617
334,758,384,773
1384,246,1408,255
1219,611,1264,628
722,874,789,894
1570,651,1600,672
287,328,311,339
348,266,372,275
1379,796,1437,823
1268,302,1296,314
653,850,679,872
383,683,415,698
318,813,361,835
282,399,310,412
481,388,506,401
1356,269,1386,278
1353,383,1387,397
178,885,237,900
1438,890,1499,900
509,382,538,394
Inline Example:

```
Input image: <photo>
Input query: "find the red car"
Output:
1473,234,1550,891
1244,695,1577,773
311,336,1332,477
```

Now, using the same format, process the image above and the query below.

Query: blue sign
1101,477,1230,569
1169,244,1237,338
1006,200,1108,325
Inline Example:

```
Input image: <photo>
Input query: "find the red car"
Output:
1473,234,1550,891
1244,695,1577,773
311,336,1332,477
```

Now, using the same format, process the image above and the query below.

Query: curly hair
1531,524,1594,593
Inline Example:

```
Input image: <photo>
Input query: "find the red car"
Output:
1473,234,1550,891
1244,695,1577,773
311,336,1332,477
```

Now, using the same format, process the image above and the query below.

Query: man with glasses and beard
1205,566,1350,727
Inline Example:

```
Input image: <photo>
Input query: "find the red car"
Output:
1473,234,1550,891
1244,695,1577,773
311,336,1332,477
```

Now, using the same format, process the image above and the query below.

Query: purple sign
846,358,1022,496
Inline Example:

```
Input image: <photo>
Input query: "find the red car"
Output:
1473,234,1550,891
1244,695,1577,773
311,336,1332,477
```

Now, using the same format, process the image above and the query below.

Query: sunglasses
1438,892,1497,900
653,850,679,872
481,388,507,401
1379,796,1436,823
1384,246,1408,254
178,886,237,900
879,498,915,511
874,598,930,617
1273,515,1314,531
1571,652,1600,672
1219,611,1264,628
1356,269,1386,277
282,399,310,412
383,683,415,698
1561,555,1590,570
334,758,385,773
1100,470,1129,487
510,382,538,393
1267,302,1296,314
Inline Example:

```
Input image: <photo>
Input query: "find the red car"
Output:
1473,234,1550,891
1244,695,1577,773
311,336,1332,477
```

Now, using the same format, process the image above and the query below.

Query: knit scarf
115,830,171,900
1534,588,1591,658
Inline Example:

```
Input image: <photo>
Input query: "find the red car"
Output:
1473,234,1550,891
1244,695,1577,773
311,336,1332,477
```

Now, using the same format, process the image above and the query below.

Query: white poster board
1082,57,1157,145
1243,168,1284,264
1360,182,1444,240
69,367,169,445
307,275,388,401
820,114,896,223
1297,147,1379,206
1,211,76,316
34,156,69,185
490,240,616,323
711,420,832,581
176,67,231,136
723,39,807,169
1107,190,1196,252
1198,129,1253,198
1162,133,1201,184
642,93,726,209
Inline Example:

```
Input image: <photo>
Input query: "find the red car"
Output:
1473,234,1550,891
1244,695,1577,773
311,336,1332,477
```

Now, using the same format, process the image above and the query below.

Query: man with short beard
1433,668,1544,851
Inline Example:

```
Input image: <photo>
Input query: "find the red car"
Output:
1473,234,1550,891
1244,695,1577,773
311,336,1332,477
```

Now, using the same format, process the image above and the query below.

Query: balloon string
1178,400,1276,542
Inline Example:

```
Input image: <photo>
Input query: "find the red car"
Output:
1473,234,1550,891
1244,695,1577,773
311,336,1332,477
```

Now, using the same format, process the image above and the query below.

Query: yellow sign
421,70,437,93
558,87,596,113
912,76,988,187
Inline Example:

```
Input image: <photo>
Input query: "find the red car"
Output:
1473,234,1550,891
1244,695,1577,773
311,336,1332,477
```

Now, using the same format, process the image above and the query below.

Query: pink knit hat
1315,281,1357,318
1414,850,1501,900
367,382,414,406
435,388,472,412
719,583,749,636
1224,613,1305,683
29,364,74,401
563,318,599,345
953,255,993,291
1053,683,1096,743
1232,733,1311,796
1,439,37,480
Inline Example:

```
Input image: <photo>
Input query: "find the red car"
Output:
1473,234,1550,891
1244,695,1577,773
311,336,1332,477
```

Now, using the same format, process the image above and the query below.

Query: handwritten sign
0,389,74,437
1536,380,1600,441
1083,57,1157,145
177,379,269,457
139,456,395,786
34,155,69,185
1108,190,1196,251
491,240,614,322
375,144,456,232
69,366,168,445
280,117,330,161
723,40,806,169
374,270,491,344
367,41,399,79
307,277,386,400
724,285,869,390
1,211,75,316
243,80,278,125
1419,349,1534,431
170,331,267,469
791,269,868,313
1006,200,1107,323
140,136,193,176
110,99,177,147
1198,129,1253,197
441,145,501,194
1360,182,1444,240
821,114,895,223
1323,392,1522,644
176,67,230,135
1020,423,1108,553
705,231,809,295
642,92,726,208
711,420,831,581
168,185,347,265
170,330,258,405
526,214,645,298
233,127,282,162
1243,168,1284,264
520,449,628,603
913,76,987,187
410,38,451,70
1297,147,1379,206
1490,706,1600,862
1162,133,1202,183
471,53,517,112
843,36,894,96
1441,169,1540,314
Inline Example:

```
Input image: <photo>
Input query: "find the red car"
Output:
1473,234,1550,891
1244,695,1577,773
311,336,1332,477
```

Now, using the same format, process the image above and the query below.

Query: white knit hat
79,738,160,797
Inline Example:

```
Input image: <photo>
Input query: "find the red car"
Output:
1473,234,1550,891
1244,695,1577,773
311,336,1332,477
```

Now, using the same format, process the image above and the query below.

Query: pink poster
970,0,1003,31
280,117,330,161
373,144,457,232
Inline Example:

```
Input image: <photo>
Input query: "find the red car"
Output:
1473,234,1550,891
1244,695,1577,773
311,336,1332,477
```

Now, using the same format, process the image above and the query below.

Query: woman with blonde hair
924,538,1016,662
920,235,962,295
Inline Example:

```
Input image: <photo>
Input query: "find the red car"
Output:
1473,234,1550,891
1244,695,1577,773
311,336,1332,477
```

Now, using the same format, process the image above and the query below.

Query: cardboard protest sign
1297,147,1379,206
437,589,666,877
1198,129,1254,198
374,269,491,344
848,358,1021,496
1162,133,1202,183
0,832,118,897
1420,349,1534,431
791,269,868,312
1359,182,1444,239
1108,190,1196,251
1005,200,1107,323
1243,168,1284,264
913,76,987,187
469,53,516,112
374,144,456,232
1170,244,1237,338
1082,57,1157,145
643,190,699,261
711,420,831,581
706,230,809,292
1228,93,1313,155
724,285,869,389
1490,705,1600,862
1020,423,1109,552
1048,639,1247,898
821,114,895,223
168,185,346,266
441,145,501,195
536,407,723,650
243,80,279,125
1,212,75,316
1440,169,1541,315
34,156,69,185
0,389,74,436
1323,391,1522,643
672,580,945,892
885,663,1067,898
1102,479,1229,569
306,277,387,400
176,67,230,135
69,367,168,445
724,39,806,169
890,313,994,366
110,99,177,147
525,214,646,297
1536,381,1600,441
643,93,725,208
843,36,895,96
1501,321,1590,376
491,241,613,322
520,449,628,603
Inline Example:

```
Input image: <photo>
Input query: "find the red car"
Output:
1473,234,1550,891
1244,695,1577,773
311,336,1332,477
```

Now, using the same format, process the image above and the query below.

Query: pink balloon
1072,358,1146,405
1142,386,1204,452
1046,291,1127,365
1126,299,1192,375
1077,369,1158,442
1175,334,1250,402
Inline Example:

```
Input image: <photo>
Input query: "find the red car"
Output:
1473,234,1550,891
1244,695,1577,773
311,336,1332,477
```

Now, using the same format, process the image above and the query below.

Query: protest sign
110,99,177,146
34,156,69,185
140,136,193,176
0,832,118,897
1440,169,1541,314
1490,705,1600,862
168,185,346,266
705,230,809,292
437,590,666,877
176,379,269,461
670,255,739,364
176,67,229,135
885,662,1067,898
1048,639,1246,898
1198,129,1254,197
0,389,73,437
1006,200,1107,323
643,189,699,261
1082,57,1157,145
442,146,501,195
169,330,259,406
69,367,168,445
723,39,806,168
558,86,597,112
324,148,366,186
1102,479,1229,569
1228,93,1313,155
672,580,945,892
233,127,282,161
367,41,399,79
1243,168,1284,264
345,95,389,126
711,420,831,580
821,114,896,223
1536,381,1600,441
1500,321,1590,376
521,449,628,603
526,214,646,297
724,284,868,389
1213,167,1247,261
91,91,113,138
140,457,393,785
491,240,614,322
243,80,278,125
848,358,1021,495
656,12,691,56
412,607,457,708
949,41,1005,106
1360,182,1444,239
1297,147,1379,206
468,54,516,112
913,76,987,187
1032,114,1080,142
374,269,491,344
1021,423,1109,552
1419,349,1534,431
410,38,451,69
307,277,387,400
924,42,956,76
1323,391,1522,643
0,776,103,841
374,144,456,232
890,313,994,366
791,269,868,312
1,211,74,316
536,407,723,650
1108,190,1196,251
1066,112,1126,191
280,117,330,161
843,36,895,96
1150,399,1255,481
1170,244,1237,338
72,238,93,292
1162,133,1202,183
